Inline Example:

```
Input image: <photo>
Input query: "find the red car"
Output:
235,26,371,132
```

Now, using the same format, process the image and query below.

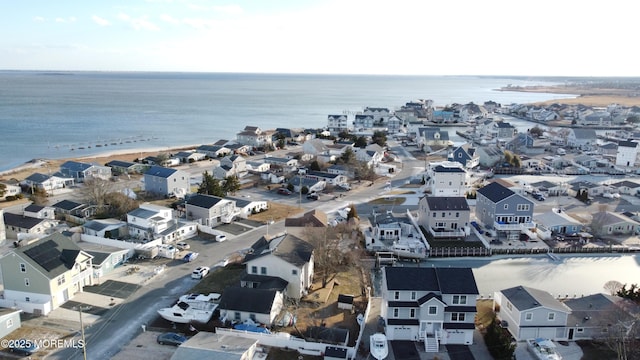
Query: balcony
429,227,466,239
493,221,534,231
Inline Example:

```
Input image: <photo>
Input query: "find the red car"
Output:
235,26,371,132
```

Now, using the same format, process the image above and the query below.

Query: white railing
494,222,534,231
429,228,466,238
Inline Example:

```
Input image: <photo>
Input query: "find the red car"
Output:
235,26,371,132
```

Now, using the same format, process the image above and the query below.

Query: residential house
3,212,57,240
448,144,479,169
169,332,260,360
590,211,640,236
564,293,640,341
59,161,112,183
505,133,546,155
185,194,237,226
616,140,638,167
567,129,598,150
475,146,503,167
143,166,190,198
475,182,534,241
495,121,517,140
23,204,55,220
0,180,21,200
599,142,618,156
354,114,375,130
51,200,96,219
568,180,609,198
246,160,271,173
416,128,451,150
355,148,384,168
84,246,130,279
224,142,252,155
236,126,275,149
127,203,197,242
284,209,328,228
387,115,404,134
173,151,206,163
243,233,314,299
288,176,325,193
611,180,640,195
327,115,349,135
105,160,148,175
82,219,128,238
305,170,348,187
534,208,584,236
363,107,391,125
490,178,524,196
579,111,612,127
196,144,231,158
381,267,479,350
493,286,572,341
225,197,267,218
425,161,467,197
263,156,299,172
21,173,73,193
432,110,455,123
217,287,284,326
327,164,355,178
0,233,94,315
418,196,470,239
274,127,308,143
213,155,248,179
0,209,4,242
529,180,567,197
302,139,331,157
0,309,22,339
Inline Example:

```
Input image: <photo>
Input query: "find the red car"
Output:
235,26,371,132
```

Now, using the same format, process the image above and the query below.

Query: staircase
424,335,439,352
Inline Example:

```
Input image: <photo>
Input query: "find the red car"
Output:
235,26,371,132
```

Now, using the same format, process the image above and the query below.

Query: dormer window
19,263,26,273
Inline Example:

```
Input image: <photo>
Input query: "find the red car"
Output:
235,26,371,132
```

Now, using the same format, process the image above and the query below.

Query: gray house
0,309,22,339
185,194,237,226
494,286,572,341
59,161,112,182
564,293,640,341
418,196,470,239
143,166,190,198
476,182,534,241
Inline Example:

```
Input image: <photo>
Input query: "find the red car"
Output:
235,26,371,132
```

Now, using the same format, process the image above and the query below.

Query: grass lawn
188,264,245,294
368,197,406,206
475,299,495,332
249,202,303,223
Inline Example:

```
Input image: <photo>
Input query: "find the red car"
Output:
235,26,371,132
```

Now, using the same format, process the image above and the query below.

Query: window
506,302,512,311
234,312,241,321
6,319,13,328
411,291,416,300
577,328,584,333
451,313,465,322
291,269,298,276
548,312,556,321
19,263,26,273
260,267,267,275
517,204,530,211
25,297,30,302
410,309,416,318
456,212,459,218
251,266,257,274
503,204,508,210
57,275,65,286
24,278,30,287
432,212,436,217
428,306,437,315
525,313,533,321
394,292,399,300
452,295,467,305
393,308,399,318
442,212,445,218
249,314,256,321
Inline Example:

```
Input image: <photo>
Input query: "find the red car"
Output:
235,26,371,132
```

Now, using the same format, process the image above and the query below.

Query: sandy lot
111,331,176,360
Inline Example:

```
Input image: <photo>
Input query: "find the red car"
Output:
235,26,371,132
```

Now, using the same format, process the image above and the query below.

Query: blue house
448,144,479,169
476,182,534,241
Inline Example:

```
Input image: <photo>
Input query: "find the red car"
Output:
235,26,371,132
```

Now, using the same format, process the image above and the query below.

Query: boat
527,338,562,360
392,241,427,259
370,333,388,360
179,293,220,304
365,214,428,260
157,300,217,324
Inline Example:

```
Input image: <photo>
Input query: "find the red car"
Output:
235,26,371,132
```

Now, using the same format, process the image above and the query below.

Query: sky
1,0,637,76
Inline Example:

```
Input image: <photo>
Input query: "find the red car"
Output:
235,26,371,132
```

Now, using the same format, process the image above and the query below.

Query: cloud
159,14,180,25
33,16,45,22
55,17,77,23
92,15,111,26
118,13,160,31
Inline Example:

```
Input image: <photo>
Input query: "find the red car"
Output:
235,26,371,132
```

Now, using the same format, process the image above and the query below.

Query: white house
615,140,638,167
426,161,467,197
218,287,284,326
185,194,238,226
143,166,190,198
127,203,197,243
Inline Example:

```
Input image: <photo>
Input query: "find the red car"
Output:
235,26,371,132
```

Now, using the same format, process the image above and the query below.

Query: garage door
444,330,467,344
537,327,557,340
388,326,413,340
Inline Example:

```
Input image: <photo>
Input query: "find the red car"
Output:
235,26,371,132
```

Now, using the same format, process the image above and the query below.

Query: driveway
83,280,141,299
447,344,475,360
60,300,111,316
390,341,420,360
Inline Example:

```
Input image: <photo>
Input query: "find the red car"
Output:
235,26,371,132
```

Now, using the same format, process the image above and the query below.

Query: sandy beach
501,84,640,107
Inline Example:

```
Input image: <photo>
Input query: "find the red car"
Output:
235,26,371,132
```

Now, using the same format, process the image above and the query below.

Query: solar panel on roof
23,240,63,272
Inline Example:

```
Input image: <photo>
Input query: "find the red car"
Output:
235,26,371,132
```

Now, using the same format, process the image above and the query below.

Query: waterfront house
610,180,640,195
579,111,612,127
0,232,94,315
213,155,248,179
567,129,597,150
218,287,284,326
448,143,479,169
243,233,314,300
475,146,503,167
327,115,349,135
534,208,584,236
615,140,638,167
0,180,21,200
418,196,470,239
363,107,391,124
185,194,237,226
236,126,275,149
3,212,58,240
590,211,640,236
494,121,517,140
127,203,197,242
21,173,73,193
475,182,534,241
505,133,546,155
143,166,190,198
425,161,467,197
59,161,112,183
354,114,375,130
493,285,572,341
564,293,640,341
528,180,568,197
105,160,148,175
381,267,478,350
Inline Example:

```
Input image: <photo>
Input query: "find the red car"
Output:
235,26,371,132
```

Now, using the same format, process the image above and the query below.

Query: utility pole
78,306,87,360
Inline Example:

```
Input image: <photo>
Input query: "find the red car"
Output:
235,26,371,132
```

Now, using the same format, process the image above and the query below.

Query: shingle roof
618,140,638,148
60,161,93,172
218,287,278,314
477,182,515,203
3,212,46,229
25,173,51,183
24,204,45,212
500,286,571,312
145,166,177,178
240,273,288,291
186,194,225,209
106,160,136,168
384,267,478,295
16,232,91,278
244,234,314,267
433,165,465,173
52,199,84,211
424,197,469,211
127,207,158,219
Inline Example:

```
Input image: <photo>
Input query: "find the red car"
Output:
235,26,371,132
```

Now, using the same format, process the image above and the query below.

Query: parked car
183,252,199,262
306,193,319,201
191,266,210,279
157,332,187,346
176,242,190,250
215,234,227,242
8,340,40,356
277,188,292,195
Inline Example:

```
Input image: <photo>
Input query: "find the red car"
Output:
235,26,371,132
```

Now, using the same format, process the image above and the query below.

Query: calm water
0,71,577,172
426,254,640,298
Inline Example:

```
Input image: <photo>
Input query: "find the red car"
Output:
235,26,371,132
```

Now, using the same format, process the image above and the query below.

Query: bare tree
605,280,624,296
80,178,113,210
303,225,341,288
